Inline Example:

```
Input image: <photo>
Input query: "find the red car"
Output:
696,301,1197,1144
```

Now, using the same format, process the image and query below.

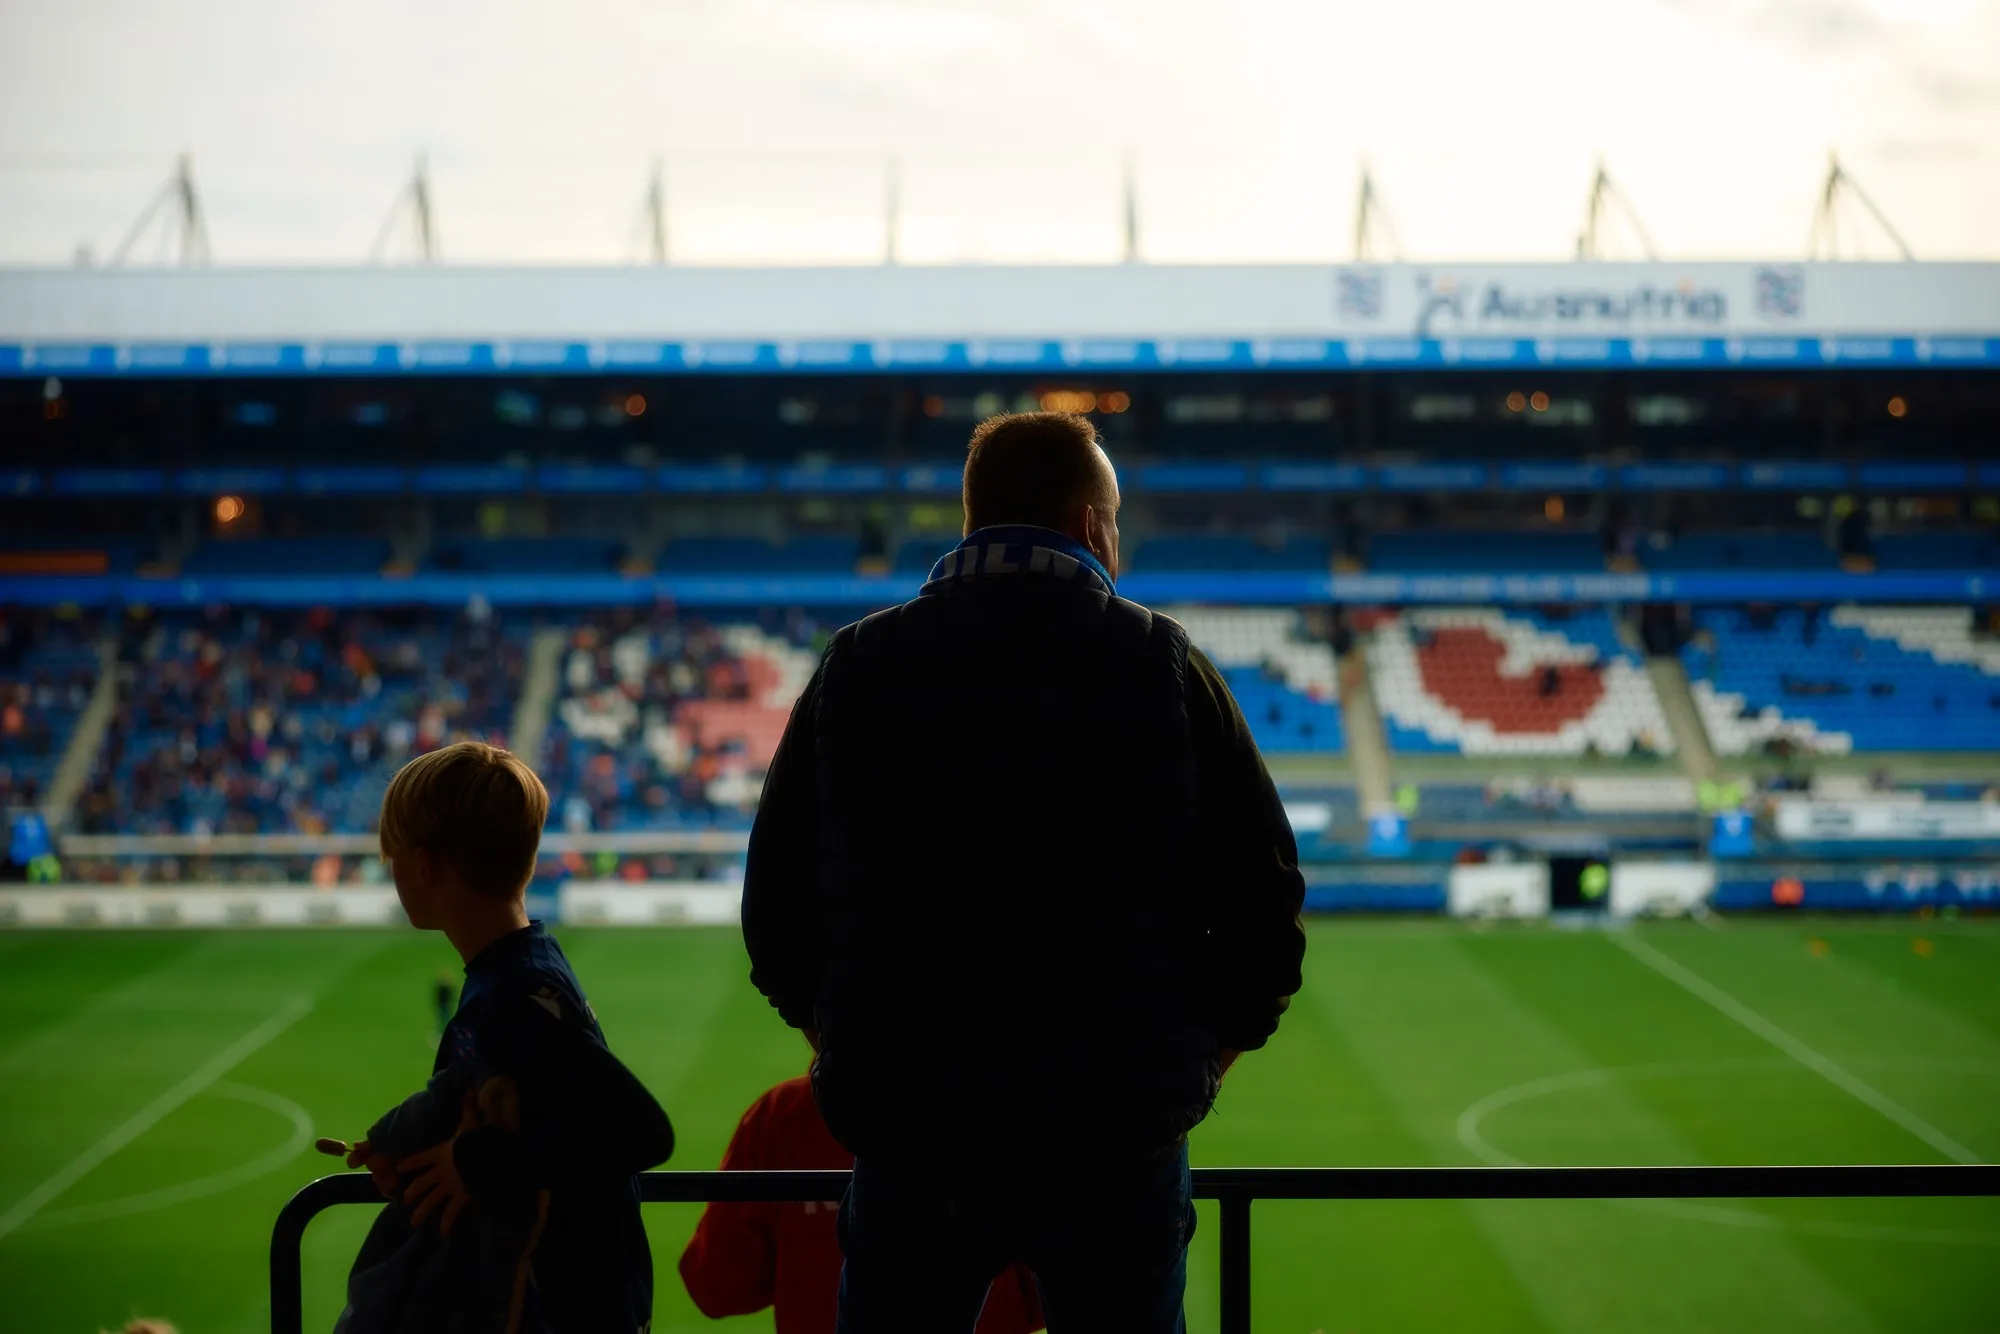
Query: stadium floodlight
1809,151,1914,261
1575,158,1657,262
108,152,211,268
1352,161,1402,262
367,155,440,265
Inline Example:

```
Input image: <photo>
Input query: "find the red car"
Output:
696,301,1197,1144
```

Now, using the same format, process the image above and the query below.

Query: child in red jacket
680,1076,1043,1334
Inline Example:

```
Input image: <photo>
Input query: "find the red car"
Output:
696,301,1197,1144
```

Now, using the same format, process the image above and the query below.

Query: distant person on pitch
743,413,1307,1332
337,742,674,1334
433,969,456,1035
680,1070,1044,1334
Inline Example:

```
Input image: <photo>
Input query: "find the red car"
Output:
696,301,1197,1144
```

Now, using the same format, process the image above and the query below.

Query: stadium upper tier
4,516,1995,608
1686,606,2000,754
5,458,1999,497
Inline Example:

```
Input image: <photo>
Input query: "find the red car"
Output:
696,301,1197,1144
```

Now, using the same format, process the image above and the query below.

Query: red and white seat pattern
1367,609,1673,756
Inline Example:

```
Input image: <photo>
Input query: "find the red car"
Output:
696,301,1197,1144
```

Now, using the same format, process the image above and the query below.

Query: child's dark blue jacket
340,922,674,1333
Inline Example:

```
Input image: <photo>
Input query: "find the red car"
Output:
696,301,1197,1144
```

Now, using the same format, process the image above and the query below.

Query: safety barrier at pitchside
273,1163,2000,1334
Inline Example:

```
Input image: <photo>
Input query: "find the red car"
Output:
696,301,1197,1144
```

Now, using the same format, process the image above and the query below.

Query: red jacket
679,1077,1044,1334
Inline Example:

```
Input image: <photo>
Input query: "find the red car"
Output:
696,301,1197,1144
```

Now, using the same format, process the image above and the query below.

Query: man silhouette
743,412,1306,1333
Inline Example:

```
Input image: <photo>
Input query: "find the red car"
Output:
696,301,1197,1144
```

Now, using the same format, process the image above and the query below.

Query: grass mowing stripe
0,995,314,1243
1608,931,1984,1166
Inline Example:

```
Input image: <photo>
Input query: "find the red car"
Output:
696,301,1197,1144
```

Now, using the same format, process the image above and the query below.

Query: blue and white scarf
922,525,1115,597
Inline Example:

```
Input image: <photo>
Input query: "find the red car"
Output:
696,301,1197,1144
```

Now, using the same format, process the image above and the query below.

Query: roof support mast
368,156,439,265
1809,152,1913,260
1353,161,1402,262
110,152,211,267
1575,158,1657,261
633,157,668,265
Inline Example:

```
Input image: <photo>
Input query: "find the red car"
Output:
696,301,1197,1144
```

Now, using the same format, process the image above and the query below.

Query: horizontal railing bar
1184,1163,2000,1199
280,1162,2000,1213
272,1164,2000,1334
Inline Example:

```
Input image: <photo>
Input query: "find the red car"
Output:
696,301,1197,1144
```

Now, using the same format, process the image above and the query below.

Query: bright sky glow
0,0,1994,264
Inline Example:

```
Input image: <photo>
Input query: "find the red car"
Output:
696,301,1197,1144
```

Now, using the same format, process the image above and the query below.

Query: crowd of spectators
74,604,525,836
544,606,823,833
0,609,100,816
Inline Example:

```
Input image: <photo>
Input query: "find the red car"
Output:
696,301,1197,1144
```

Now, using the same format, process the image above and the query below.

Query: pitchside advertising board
2,262,1996,374
1772,798,2000,844
1445,860,1713,918
5,866,1719,927
0,882,729,928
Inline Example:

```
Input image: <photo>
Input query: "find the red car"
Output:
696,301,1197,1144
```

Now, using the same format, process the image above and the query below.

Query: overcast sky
2,0,1996,265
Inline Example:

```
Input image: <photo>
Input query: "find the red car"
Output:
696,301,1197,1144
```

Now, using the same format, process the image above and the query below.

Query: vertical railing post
270,1174,382,1334
1218,1190,1252,1334
269,1184,320,1334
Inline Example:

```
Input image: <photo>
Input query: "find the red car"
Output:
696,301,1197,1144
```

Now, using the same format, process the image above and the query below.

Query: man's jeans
835,1143,1195,1334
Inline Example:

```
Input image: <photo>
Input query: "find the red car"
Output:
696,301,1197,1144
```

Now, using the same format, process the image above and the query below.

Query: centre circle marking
1454,1058,2000,1247
25,1082,315,1232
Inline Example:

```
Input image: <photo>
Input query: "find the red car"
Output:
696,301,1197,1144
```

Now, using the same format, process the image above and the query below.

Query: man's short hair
962,412,1111,533
379,741,548,899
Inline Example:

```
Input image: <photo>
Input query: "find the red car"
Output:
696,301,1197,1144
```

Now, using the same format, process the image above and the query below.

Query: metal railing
274,1163,2000,1334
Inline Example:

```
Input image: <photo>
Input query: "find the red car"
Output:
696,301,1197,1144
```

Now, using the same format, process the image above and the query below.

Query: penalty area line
1607,931,1982,1166
0,995,314,1243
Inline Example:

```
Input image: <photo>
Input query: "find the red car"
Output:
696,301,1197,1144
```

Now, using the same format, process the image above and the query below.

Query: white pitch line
0,995,314,1243
1608,932,1983,1166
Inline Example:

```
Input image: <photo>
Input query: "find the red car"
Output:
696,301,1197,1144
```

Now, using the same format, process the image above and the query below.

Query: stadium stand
1868,530,2000,570
656,536,860,573
1165,607,1344,753
894,537,957,576
1368,530,1603,573
183,537,392,575
425,537,625,574
1640,528,1838,570
1134,534,1332,572
1368,608,1672,755
544,609,822,832
74,606,526,836
0,610,99,817
0,533,151,576
1686,605,2000,754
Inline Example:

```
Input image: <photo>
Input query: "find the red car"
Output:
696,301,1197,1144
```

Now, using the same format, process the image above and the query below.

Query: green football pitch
1,918,1995,1334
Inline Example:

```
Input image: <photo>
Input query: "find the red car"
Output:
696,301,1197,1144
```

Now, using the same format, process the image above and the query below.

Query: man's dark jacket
743,526,1307,1178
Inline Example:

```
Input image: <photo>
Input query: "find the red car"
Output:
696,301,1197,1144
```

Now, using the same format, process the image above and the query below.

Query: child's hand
345,1139,404,1200
399,1141,473,1236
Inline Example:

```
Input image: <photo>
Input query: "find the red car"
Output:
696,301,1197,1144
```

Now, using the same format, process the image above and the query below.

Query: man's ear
1080,504,1108,559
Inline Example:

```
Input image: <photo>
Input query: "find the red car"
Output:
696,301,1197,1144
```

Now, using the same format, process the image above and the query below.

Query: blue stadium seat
1685,607,2000,752
76,608,526,835
1870,531,2000,570
782,536,861,571
426,538,625,573
1222,666,1346,754
184,537,391,575
1369,531,1602,573
895,538,957,576
657,537,785,572
1643,530,1836,571
1135,535,1332,572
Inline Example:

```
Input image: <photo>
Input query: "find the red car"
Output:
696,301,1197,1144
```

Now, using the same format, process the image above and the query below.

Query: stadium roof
3,262,1997,375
